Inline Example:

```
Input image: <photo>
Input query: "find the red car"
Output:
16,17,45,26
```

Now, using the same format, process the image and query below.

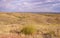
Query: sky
0,0,60,12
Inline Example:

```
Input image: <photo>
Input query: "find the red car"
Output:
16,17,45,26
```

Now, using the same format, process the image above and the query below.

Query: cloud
51,3,60,12
0,0,60,12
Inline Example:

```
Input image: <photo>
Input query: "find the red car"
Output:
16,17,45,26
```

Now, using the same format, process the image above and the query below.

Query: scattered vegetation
47,31,56,36
0,13,60,38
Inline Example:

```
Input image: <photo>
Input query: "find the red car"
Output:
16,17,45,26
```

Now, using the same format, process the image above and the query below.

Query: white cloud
46,0,55,2
5,4,16,9
0,0,60,12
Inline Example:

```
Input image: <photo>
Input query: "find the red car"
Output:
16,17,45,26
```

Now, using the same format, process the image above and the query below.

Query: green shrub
20,25,36,35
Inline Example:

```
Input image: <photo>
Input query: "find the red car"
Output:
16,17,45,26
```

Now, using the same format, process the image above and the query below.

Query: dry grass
0,12,60,38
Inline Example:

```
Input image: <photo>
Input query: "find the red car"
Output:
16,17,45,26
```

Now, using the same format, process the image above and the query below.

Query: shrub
20,25,36,35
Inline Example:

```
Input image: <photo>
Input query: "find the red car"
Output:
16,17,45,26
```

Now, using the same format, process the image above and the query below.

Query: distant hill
0,13,60,25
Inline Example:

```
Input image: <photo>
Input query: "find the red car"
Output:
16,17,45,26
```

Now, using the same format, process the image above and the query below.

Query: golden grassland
0,12,60,38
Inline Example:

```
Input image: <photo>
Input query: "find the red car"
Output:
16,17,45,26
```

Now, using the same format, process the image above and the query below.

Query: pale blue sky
0,0,60,12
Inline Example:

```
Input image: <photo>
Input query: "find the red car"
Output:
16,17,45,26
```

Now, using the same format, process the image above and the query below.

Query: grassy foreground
0,12,60,38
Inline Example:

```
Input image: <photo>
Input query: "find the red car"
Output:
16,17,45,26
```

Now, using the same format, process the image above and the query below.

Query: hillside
0,13,60,38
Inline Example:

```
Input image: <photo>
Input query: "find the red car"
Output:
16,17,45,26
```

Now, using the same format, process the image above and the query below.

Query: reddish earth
0,34,33,38
0,34,21,38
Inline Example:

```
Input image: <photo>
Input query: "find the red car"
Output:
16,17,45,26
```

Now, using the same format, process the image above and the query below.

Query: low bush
20,25,36,35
